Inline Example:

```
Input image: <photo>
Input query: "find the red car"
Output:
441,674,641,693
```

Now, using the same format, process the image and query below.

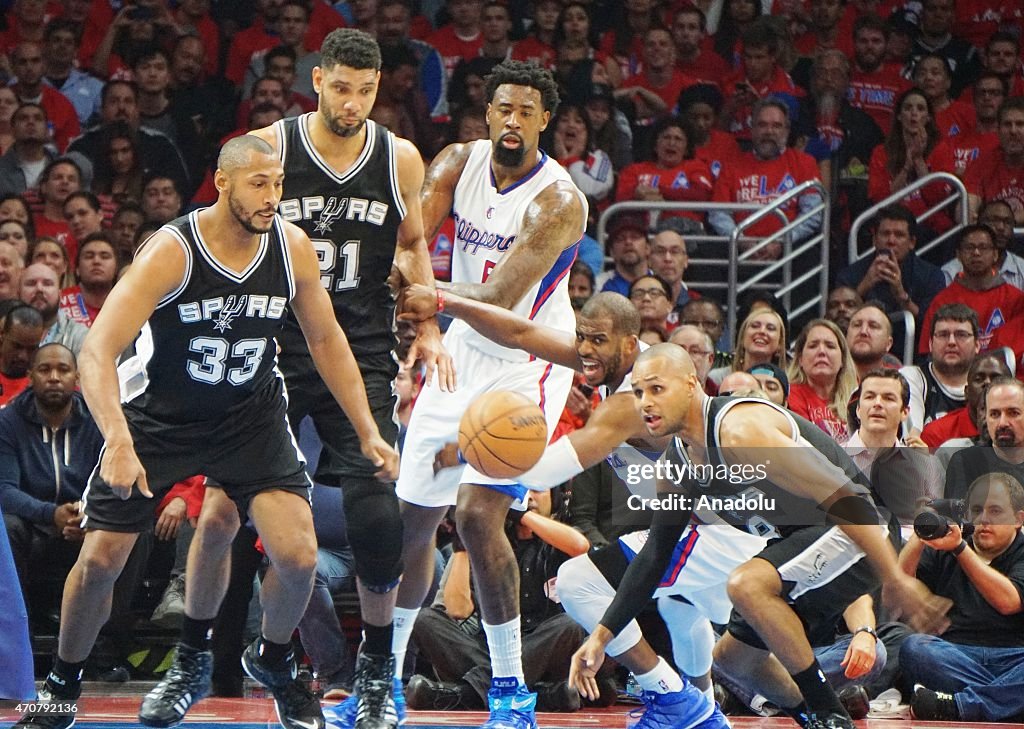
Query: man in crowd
846,14,910,135
0,305,44,407
826,287,864,333
944,200,1024,291
597,215,650,295
19,263,87,355
900,470,1024,722
965,96,1024,225
59,233,118,328
921,351,1011,449
847,304,895,380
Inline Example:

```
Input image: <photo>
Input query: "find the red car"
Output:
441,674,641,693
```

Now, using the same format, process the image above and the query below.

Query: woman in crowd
614,116,714,227
0,219,31,261
548,102,616,208
0,194,33,233
554,3,621,90
92,122,146,205
912,53,974,137
30,237,74,288
868,88,957,233
628,274,675,336
787,319,858,441
512,0,560,68
598,0,662,80
709,307,788,385
714,0,763,67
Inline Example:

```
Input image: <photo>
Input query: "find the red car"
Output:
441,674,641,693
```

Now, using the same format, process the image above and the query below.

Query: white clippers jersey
448,140,588,361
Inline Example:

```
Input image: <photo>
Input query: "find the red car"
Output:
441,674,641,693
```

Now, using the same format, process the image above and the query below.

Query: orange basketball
458,391,548,479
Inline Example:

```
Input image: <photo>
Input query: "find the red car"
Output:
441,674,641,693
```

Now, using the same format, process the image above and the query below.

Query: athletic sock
791,660,845,716
181,615,214,652
635,657,685,695
483,617,525,686
391,607,420,680
47,657,85,697
257,635,293,666
363,621,393,657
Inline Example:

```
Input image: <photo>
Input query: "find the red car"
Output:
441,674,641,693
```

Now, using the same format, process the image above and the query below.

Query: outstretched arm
400,283,577,368
286,224,399,481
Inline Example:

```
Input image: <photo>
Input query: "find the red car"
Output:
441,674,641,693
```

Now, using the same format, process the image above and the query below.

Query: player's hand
569,632,608,701
841,631,877,678
101,441,152,500
397,283,439,322
155,496,188,541
433,442,462,475
408,323,456,393
882,574,952,635
362,435,400,482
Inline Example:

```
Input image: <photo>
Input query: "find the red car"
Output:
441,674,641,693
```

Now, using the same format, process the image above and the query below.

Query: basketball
458,391,548,479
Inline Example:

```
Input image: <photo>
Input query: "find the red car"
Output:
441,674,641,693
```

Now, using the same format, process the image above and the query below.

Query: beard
493,133,527,167
753,138,783,160
228,192,274,235
323,107,365,138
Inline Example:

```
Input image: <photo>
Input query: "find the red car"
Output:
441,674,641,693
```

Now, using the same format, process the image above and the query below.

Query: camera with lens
913,498,975,540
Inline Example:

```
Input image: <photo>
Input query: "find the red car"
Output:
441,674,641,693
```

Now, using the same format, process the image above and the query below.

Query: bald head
719,371,762,394
669,325,714,383
218,135,277,174
635,342,696,377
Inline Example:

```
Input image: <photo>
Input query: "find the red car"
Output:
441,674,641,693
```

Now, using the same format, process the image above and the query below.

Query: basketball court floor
1,692,1020,728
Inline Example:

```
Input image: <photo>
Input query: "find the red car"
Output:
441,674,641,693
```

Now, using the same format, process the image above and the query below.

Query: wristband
854,626,877,642
456,449,466,465
436,289,446,313
952,540,968,557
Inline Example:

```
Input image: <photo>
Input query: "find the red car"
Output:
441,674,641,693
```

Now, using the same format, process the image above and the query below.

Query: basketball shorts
396,333,573,508
726,524,885,650
279,349,399,484
613,524,768,624
81,375,311,533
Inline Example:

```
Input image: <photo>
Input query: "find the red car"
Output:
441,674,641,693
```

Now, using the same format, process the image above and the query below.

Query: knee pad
657,596,715,677
342,479,403,589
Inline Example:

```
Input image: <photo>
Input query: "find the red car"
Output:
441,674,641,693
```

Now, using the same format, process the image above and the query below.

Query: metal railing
726,180,830,338
597,194,827,338
848,172,969,264
889,309,916,365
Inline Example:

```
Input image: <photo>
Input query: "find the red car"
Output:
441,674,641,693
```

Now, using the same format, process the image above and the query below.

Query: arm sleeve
599,502,691,636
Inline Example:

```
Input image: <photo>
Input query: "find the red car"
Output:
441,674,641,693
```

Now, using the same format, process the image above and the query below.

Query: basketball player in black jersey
166,29,450,729
568,344,954,729
17,136,399,729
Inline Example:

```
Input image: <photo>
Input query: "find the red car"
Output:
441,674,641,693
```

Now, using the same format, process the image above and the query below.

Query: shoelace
356,676,394,720
149,655,204,699
275,679,318,713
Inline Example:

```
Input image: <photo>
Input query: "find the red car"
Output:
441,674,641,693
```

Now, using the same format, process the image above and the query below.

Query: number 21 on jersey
312,238,361,291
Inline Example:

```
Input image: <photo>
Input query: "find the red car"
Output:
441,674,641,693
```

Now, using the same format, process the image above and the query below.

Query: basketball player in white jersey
399,286,739,728
391,60,586,729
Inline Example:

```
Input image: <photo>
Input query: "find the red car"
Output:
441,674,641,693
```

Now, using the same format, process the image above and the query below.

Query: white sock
391,607,420,680
483,617,525,685
703,684,714,701
635,658,685,695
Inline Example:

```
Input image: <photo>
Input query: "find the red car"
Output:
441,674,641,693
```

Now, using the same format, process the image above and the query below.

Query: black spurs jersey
668,397,883,539
273,115,406,358
120,211,295,424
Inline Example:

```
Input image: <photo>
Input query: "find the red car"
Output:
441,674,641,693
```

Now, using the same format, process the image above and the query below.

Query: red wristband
436,289,445,313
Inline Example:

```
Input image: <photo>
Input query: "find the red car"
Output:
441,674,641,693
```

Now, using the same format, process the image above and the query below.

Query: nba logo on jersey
487,206,494,219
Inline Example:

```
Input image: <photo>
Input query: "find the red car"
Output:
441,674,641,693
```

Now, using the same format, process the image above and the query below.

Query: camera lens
913,511,950,540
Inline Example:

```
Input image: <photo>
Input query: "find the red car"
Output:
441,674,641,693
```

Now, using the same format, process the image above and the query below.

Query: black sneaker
804,712,855,729
405,675,476,711
535,681,582,712
911,685,961,721
138,645,212,728
353,652,399,729
241,638,325,729
13,684,78,729
837,685,869,720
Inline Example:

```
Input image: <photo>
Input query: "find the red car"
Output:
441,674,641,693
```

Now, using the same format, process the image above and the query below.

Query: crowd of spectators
0,0,1023,722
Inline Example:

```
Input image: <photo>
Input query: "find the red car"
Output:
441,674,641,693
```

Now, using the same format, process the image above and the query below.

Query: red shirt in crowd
935,100,976,138
512,37,556,69
950,129,1000,177
615,158,714,223
0,373,28,408
621,68,696,120
990,316,1024,379
964,147,1024,222
868,140,957,227
225,7,344,84
847,64,912,136
921,407,978,448
677,48,731,87
427,25,484,78
693,129,740,180
722,65,802,141
787,383,849,442
918,280,1024,354
712,148,820,237
59,285,99,327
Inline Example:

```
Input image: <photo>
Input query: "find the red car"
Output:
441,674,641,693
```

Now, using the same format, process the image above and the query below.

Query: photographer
898,471,1024,722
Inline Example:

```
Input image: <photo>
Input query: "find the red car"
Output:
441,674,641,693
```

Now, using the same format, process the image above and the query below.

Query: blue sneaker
324,677,406,729
482,678,537,729
629,686,730,729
